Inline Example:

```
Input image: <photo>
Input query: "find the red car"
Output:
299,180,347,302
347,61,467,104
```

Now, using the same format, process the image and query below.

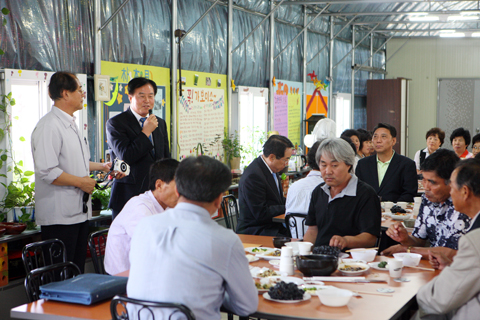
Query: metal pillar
233,0,285,54
328,16,334,119
94,0,102,161
181,0,221,41
228,0,233,135
171,0,178,158
302,5,308,148
274,4,329,60
351,26,355,129
307,14,356,66
333,24,379,70
269,0,275,132
369,34,373,80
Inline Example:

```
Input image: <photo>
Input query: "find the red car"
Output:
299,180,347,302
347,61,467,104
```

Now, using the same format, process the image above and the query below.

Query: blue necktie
272,172,281,196
139,117,153,144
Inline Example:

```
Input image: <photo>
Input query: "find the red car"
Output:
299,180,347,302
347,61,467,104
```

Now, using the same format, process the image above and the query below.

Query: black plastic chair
286,213,307,239
22,238,67,274
88,228,109,274
221,195,239,231
111,295,196,320
24,261,81,302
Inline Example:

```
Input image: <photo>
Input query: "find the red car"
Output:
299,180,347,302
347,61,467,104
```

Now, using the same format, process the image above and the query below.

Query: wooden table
11,234,438,320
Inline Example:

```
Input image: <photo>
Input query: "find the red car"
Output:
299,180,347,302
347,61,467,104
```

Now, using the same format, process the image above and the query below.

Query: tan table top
11,234,438,320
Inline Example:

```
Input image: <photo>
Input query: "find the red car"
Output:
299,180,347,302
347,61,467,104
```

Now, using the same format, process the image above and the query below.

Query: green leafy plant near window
0,87,36,228
222,130,243,164
92,187,111,211
241,126,267,168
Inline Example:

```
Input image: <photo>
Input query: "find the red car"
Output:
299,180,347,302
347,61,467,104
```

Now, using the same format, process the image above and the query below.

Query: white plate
301,284,330,292
267,276,305,286
337,262,370,276
246,255,260,263
340,259,367,264
391,213,412,221
244,247,275,254
368,261,389,271
263,292,311,303
257,250,282,260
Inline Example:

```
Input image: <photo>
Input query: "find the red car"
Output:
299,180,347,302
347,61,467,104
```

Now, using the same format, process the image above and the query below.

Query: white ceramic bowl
350,249,377,262
393,253,422,267
337,262,370,276
317,288,353,307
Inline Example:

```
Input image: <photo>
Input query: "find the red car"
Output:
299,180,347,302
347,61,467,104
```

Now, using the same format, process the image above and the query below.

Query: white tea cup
297,242,313,255
397,202,408,209
388,259,403,278
383,201,394,210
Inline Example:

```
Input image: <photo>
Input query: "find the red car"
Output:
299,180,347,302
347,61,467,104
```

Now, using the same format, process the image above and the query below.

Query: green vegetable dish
252,248,268,253
378,261,388,268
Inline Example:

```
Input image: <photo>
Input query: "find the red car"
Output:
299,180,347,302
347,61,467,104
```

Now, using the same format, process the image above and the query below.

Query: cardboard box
0,270,7,287
0,256,7,272
0,243,7,256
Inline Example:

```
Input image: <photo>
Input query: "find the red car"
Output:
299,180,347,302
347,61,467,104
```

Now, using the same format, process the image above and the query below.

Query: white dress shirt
104,190,165,275
127,202,258,320
31,106,91,225
285,170,324,238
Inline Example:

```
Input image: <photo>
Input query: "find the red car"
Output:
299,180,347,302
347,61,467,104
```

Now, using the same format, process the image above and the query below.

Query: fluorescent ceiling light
439,32,465,38
472,32,480,37
439,29,455,33
409,15,440,22
447,15,479,21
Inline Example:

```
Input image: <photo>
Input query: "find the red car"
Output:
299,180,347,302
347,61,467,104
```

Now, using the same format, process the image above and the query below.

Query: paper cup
297,242,313,255
388,259,403,278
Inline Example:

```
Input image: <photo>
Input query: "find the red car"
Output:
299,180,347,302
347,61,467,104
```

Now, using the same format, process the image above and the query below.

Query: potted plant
91,187,111,216
222,131,243,170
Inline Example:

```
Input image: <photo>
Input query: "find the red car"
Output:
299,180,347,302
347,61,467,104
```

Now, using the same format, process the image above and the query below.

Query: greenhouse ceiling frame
95,0,480,158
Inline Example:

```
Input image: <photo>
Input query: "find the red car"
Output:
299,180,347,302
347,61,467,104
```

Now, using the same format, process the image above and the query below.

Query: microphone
148,109,153,115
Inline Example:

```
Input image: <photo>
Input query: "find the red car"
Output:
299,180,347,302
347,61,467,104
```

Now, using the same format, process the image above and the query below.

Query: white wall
386,38,480,158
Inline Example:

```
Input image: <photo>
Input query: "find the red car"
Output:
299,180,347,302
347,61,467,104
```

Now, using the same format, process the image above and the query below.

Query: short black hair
472,133,480,146
450,127,471,146
426,127,445,146
48,72,79,101
357,128,372,150
263,135,294,159
341,129,360,140
128,77,157,96
420,149,459,182
340,136,357,160
373,123,397,138
175,156,232,203
307,140,322,170
148,159,180,191
454,158,480,197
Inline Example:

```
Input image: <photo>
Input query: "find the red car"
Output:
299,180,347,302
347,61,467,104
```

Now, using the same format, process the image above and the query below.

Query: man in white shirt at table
104,158,179,275
128,156,258,319
285,140,323,238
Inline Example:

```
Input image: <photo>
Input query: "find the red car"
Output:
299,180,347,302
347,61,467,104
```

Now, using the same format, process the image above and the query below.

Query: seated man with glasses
237,135,293,236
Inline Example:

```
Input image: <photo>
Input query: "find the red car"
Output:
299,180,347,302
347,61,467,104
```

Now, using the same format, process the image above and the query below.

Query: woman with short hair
414,127,445,174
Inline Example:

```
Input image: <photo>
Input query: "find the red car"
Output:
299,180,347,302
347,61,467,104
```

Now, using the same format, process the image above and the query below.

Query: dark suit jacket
236,156,288,236
106,108,170,212
355,152,417,202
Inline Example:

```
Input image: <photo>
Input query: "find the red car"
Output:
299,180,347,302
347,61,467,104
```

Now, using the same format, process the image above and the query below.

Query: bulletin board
100,61,171,159
176,70,228,161
273,80,303,147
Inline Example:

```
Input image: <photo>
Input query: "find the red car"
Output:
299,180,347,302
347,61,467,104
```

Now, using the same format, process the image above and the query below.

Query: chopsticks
405,265,435,271
345,247,379,253
352,290,393,297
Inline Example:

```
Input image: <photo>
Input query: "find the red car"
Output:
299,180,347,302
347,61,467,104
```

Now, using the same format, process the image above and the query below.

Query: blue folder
39,273,128,305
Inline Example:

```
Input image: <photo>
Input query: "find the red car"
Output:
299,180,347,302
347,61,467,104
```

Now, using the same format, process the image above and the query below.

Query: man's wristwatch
407,246,412,253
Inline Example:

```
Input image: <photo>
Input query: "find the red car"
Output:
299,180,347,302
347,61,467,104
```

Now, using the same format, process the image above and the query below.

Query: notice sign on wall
273,80,302,147
178,87,225,160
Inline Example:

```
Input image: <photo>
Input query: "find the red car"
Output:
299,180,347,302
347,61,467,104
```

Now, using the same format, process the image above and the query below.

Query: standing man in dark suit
356,123,417,202
237,135,293,236
106,77,170,219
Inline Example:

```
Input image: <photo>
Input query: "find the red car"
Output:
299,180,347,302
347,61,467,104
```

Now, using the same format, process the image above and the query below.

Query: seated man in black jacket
236,135,293,236
356,123,417,202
